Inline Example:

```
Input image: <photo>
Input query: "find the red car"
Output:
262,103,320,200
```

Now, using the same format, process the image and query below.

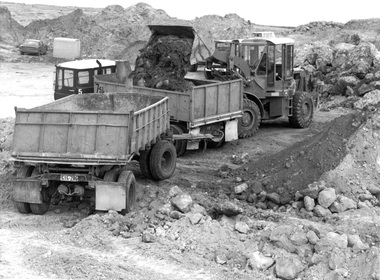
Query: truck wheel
170,123,186,157
149,140,177,180
29,167,51,215
118,170,136,215
238,99,261,138
14,165,35,213
139,149,153,179
289,91,313,128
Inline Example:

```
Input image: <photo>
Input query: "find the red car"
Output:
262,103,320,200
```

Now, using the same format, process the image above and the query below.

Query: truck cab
54,59,116,100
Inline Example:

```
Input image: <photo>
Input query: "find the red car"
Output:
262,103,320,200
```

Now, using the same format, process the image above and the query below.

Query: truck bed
94,73,243,128
11,92,170,165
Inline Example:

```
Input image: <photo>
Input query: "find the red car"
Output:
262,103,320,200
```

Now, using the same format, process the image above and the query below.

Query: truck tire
29,167,51,215
15,165,35,213
118,170,136,215
149,140,177,180
238,99,261,138
289,91,313,128
139,149,153,179
170,123,186,157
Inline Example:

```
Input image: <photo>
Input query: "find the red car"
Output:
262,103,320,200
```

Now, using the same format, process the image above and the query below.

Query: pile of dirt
229,112,366,201
131,34,194,91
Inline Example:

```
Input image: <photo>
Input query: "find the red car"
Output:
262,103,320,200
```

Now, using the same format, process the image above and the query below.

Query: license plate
60,175,79,182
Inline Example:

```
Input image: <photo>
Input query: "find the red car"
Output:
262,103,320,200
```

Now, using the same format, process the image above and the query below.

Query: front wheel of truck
118,170,136,215
149,140,177,180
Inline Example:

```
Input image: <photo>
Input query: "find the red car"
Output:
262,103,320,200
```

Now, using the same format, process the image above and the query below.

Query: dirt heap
131,34,194,91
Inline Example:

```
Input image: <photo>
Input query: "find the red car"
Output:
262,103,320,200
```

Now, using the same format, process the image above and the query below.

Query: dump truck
11,92,176,215
203,37,318,137
94,71,243,156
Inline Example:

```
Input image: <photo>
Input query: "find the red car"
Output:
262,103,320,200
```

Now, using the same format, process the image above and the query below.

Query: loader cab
240,37,294,92
54,59,116,100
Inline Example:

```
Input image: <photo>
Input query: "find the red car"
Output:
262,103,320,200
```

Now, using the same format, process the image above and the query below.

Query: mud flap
95,182,126,211
225,119,238,142
12,179,44,204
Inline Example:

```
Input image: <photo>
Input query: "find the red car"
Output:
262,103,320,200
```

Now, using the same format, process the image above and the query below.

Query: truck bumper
94,182,126,212
12,179,44,204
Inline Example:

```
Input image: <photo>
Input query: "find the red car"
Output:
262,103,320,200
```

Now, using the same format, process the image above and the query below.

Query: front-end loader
203,37,317,138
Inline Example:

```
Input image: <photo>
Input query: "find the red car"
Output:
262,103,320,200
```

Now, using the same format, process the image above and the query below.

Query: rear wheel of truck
118,170,136,215
289,91,313,128
14,165,35,213
170,123,187,157
29,167,51,215
139,149,153,179
149,140,177,180
238,99,261,138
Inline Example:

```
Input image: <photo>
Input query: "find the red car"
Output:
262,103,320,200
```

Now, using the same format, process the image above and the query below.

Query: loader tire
139,149,153,179
29,167,51,215
289,91,313,128
238,99,261,138
118,170,136,215
170,123,186,157
149,140,177,180
14,165,35,214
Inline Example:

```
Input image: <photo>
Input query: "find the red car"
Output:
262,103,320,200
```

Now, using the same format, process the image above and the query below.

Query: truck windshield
57,68,74,90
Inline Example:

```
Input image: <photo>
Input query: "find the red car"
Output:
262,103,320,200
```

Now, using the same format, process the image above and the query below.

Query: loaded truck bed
11,92,176,216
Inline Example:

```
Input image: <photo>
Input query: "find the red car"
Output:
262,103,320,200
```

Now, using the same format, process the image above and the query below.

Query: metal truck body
12,92,176,215
94,73,244,154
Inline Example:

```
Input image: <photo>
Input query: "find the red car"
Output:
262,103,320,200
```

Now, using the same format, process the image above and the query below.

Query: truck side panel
12,93,170,164
94,74,244,128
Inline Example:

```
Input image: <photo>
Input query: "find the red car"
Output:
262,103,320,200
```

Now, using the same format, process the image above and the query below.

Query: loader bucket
148,25,213,65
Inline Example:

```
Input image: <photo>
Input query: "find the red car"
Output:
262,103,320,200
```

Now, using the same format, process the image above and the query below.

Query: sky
5,0,380,27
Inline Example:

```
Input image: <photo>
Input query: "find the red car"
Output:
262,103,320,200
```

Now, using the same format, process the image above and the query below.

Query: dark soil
232,112,366,199
131,35,194,91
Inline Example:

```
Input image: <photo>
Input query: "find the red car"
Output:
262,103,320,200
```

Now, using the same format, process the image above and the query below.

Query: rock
215,253,228,264
292,201,304,209
235,221,249,234
313,205,331,217
218,215,236,231
170,210,185,219
142,231,156,243
300,181,324,199
329,196,357,213
247,251,274,271
359,193,374,201
304,196,315,211
306,230,319,245
367,185,380,195
234,182,248,194
267,192,281,204
187,212,203,225
219,201,243,216
168,185,183,197
354,89,380,109
317,188,336,208
275,255,303,280
190,203,207,215
290,231,308,246
256,201,267,210
314,232,348,253
328,247,345,270
171,193,193,213
358,201,370,209
347,234,369,251
158,203,173,216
